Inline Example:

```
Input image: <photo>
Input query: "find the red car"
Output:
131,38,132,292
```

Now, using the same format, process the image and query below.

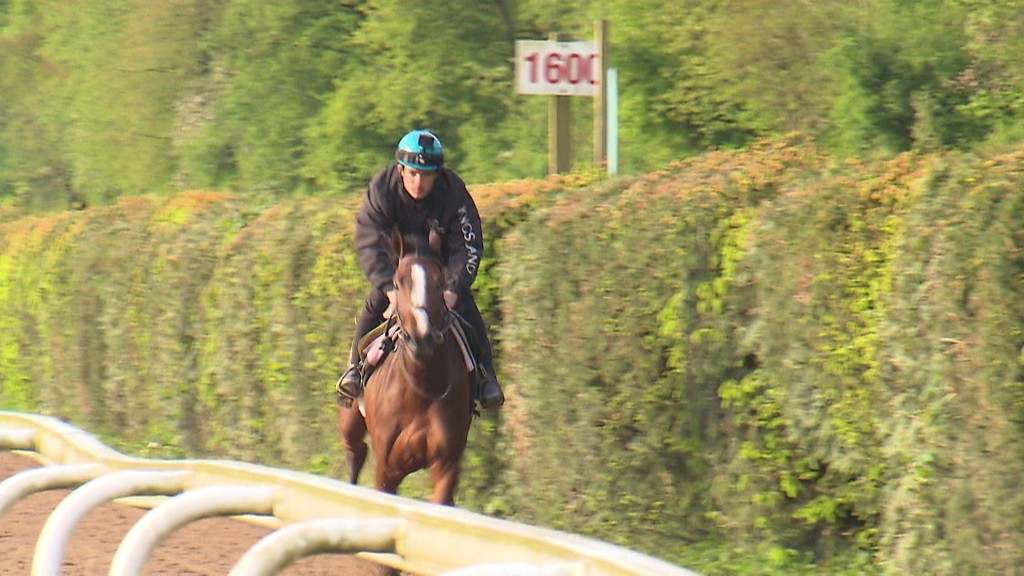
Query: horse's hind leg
337,405,368,484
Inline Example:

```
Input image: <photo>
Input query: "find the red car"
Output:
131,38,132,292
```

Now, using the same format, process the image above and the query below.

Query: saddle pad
365,332,390,366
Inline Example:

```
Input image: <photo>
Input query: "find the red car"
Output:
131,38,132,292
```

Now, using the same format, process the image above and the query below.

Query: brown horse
337,229,473,506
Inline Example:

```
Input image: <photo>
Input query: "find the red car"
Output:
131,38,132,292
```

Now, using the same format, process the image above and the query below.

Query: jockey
336,129,505,410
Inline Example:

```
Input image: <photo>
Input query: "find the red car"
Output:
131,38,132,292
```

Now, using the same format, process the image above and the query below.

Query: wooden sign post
515,21,609,175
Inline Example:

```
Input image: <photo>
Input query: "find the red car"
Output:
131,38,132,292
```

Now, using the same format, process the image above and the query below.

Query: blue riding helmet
396,130,444,171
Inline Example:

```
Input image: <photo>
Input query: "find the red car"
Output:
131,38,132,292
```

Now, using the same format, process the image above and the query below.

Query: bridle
393,304,452,351
391,299,454,402
390,253,453,370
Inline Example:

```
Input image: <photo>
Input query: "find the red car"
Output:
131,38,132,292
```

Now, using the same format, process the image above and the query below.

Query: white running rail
0,411,702,576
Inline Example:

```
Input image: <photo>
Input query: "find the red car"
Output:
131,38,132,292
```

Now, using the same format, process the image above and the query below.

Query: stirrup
335,366,362,408
477,366,504,409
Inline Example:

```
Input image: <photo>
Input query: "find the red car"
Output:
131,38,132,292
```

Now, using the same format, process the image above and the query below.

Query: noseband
393,306,451,351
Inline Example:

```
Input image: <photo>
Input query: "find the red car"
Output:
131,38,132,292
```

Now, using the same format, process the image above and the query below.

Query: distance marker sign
515,40,598,96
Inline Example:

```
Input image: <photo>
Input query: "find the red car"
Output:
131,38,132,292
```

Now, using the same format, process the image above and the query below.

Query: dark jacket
355,164,484,294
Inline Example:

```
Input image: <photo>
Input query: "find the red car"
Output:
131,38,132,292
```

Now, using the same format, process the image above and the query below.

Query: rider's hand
443,290,458,310
384,289,398,318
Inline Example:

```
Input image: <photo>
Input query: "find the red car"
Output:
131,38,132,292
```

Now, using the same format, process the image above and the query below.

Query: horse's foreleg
348,442,368,485
337,405,368,484
374,460,402,496
429,458,461,506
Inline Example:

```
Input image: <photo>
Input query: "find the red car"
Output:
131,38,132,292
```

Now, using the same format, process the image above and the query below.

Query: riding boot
454,309,504,409
338,293,389,408
477,360,504,409
335,363,363,408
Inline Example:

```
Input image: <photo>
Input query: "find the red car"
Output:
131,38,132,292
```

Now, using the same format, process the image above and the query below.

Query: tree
35,1,216,202
957,0,1024,146
705,0,839,138
823,0,974,155
607,0,754,171
176,0,361,196
302,0,520,189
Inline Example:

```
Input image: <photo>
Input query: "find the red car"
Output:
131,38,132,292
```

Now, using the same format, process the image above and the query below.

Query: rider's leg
337,288,389,406
454,293,504,409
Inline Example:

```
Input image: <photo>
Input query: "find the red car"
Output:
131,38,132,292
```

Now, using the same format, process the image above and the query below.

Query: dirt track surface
0,451,382,575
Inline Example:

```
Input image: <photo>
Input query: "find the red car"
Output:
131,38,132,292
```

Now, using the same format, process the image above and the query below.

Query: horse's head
391,229,450,361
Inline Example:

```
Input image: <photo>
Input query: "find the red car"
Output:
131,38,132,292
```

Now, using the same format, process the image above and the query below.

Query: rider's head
396,129,444,171
396,130,443,200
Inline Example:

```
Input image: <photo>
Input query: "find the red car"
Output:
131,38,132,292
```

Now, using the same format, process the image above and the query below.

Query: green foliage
705,0,838,137
302,0,520,187
0,176,547,474
177,0,359,196
40,1,212,201
5,0,1024,209
873,151,1024,575
5,130,1024,575
498,138,823,559
955,1,1024,148
822,0,977,155
714,154,918,557
608,0,755,170
0,7,74,210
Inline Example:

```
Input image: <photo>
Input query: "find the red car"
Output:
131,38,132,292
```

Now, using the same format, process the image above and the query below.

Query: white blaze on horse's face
410,263,430,338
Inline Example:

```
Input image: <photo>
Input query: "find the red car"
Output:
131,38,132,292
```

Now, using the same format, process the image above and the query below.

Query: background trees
2,0,1023,210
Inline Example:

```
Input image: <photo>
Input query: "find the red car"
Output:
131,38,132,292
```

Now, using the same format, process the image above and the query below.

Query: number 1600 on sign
515,40,598,96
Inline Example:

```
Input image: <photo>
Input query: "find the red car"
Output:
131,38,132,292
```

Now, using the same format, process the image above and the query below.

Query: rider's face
400,165,438,200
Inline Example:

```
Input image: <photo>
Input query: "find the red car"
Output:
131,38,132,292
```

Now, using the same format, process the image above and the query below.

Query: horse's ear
428,227,442,253
390,227,404,258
